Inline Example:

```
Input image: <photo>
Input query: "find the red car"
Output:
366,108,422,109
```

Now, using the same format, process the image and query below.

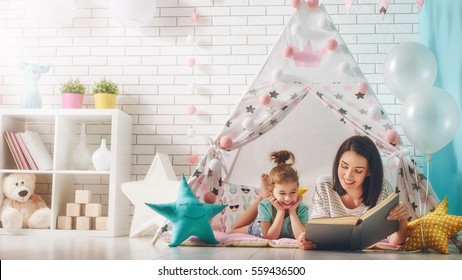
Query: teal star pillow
146,175,227,247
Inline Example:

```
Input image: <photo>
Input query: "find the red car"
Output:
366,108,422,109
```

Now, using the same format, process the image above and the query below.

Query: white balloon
31,0,77,27
400,87,460,154
383,42,437,102
110,0,157,27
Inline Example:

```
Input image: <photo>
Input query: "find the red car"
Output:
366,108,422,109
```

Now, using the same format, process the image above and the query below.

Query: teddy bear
1,173,51,231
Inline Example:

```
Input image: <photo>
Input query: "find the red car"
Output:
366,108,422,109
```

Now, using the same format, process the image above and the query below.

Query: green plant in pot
60,78,86,108
93,78,119,109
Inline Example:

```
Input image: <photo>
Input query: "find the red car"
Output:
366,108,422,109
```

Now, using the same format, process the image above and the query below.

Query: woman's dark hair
269,150,299,187
332,135,383,207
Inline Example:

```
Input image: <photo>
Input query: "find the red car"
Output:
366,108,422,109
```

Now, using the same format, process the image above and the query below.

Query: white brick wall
0,0,423,181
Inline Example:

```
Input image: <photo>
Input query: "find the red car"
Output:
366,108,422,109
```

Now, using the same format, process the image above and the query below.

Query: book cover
14,132,38,170
9,131,32,170
21,131,53,170
3,131,21,169
305,192,399,251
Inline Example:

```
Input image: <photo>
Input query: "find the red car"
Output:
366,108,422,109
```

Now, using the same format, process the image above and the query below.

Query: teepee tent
188,3,439,226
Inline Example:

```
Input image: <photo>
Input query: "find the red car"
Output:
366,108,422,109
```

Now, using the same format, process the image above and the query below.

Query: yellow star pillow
403,196,462,254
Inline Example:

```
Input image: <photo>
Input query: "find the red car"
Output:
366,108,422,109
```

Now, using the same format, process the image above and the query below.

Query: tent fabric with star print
187,3,440,231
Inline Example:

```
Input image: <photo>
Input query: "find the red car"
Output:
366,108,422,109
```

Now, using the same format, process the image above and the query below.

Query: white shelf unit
0,109,132,236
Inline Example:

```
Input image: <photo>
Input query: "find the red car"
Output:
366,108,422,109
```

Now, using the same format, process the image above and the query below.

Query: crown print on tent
292,42,328,67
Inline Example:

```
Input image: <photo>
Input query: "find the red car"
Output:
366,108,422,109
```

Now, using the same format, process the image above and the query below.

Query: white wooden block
57,216,73,230
66,203,82,217
85,203,102,217
75,190,92,204
95,217,108,230
76,216,92,230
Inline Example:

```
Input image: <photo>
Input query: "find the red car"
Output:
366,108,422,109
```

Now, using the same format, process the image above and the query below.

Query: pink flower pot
61,93,84,108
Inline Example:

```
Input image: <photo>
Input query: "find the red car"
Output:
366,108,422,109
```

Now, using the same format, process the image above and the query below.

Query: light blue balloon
383,42,437,102
400,87,460,154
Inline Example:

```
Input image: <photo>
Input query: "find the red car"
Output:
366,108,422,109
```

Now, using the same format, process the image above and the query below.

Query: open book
305,192,399,251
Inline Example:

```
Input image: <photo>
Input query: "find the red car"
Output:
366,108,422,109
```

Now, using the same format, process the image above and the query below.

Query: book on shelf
305,192,399,251
3,131,22,169
9,131,32,170
19,131,53,170
14,132,38,170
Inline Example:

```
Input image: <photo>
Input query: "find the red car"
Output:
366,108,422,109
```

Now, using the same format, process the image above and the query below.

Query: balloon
110,0,157,27
383,42,437,102
400,87,460,154
32,0,77,27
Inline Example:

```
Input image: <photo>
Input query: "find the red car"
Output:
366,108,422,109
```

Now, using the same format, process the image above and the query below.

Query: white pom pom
188,82,197,92
272,68,284,81
242,117,256,130
209,159,222,172
187,128,196,138
338,62,350,74
291,23,302,36
367,105,383,119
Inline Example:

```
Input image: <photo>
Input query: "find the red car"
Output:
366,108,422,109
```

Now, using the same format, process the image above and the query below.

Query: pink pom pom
204,192,216,204
291,0,301,8
191,12,200,23
358,82,368,94
308,0,319,8
186,105,197,115
282,45,294,57
259,93,271,106
186,57,196,67
326,39,338,51
219,135,233,149
189,154,199,165
386,130,400,144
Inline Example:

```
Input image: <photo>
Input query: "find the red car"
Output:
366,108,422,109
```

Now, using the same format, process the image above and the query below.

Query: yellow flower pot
93,93,117,109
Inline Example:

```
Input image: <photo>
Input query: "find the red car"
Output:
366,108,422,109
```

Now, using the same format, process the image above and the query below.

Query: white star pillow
121,153,179,237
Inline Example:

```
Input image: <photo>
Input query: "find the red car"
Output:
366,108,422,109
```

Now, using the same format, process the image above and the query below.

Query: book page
308,215,359,225
359,192,398,221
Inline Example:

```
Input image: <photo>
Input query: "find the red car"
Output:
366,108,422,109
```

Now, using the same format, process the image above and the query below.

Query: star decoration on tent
246,105,255,113
355,92,365,99
403,196,462,254
146,175,227,247
121,153,180,237
269,90,279,98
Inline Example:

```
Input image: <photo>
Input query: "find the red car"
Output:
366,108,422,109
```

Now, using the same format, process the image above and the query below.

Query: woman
299,135,410,250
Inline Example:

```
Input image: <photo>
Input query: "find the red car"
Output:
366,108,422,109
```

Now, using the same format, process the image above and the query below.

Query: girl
299,135,410,250
231,150,308,240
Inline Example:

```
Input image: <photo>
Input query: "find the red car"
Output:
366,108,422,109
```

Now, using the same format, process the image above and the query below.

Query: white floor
0,235,461,260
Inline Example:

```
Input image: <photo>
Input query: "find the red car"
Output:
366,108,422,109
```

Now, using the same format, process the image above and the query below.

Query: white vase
92,139,111,171
71,123,92,170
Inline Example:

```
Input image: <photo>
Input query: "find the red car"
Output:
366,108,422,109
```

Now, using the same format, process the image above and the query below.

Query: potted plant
60,78,86,108
92,78,119,109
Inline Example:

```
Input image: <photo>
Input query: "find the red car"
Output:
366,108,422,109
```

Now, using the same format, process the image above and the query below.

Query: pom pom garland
219,135,233,149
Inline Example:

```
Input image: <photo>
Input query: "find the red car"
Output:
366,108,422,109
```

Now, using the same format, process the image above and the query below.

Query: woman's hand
297,232,316,250
387,202,410,221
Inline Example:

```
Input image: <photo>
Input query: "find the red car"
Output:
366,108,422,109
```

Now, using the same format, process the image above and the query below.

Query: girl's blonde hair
269,150,299,187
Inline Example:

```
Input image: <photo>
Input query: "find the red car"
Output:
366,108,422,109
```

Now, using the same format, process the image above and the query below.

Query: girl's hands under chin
268,195,285,212
289,196,302,214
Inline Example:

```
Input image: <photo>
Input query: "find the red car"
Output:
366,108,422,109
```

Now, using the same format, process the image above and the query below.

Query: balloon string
420,154,431,249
